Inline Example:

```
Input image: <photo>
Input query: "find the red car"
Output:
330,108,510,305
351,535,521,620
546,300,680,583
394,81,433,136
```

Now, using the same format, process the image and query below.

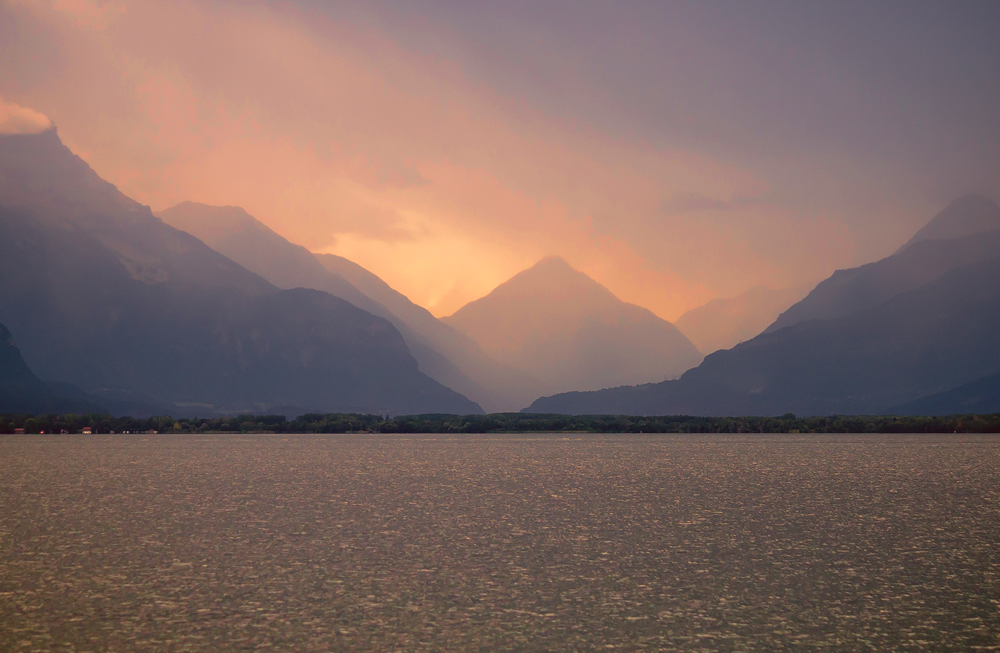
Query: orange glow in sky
3,0,995,319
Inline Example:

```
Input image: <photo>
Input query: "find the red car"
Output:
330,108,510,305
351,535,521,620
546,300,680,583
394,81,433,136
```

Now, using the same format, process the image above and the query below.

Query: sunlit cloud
0,98,52,135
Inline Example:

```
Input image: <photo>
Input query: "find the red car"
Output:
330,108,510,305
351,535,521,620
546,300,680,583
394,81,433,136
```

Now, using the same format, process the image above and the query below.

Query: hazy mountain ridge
767,200,1000,334
0,129,480,416
445,257,703,393
675,286,806,354
896,193,1000,253
528,198,1000,416
314,253,547,412
158,203,383,314
158,202,542,412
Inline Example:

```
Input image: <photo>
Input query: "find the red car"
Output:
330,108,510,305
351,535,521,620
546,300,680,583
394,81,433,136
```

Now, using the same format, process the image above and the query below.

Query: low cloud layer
0,99,52,135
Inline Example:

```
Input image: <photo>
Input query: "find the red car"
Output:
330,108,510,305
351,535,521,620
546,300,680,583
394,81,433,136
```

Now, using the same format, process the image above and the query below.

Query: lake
1,433,998,651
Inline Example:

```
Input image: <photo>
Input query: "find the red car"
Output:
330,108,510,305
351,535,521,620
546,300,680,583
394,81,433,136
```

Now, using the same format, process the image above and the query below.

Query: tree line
2,412,999,434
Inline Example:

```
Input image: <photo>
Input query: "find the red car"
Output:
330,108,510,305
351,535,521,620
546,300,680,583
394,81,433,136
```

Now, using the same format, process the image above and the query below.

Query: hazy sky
2,0,998,318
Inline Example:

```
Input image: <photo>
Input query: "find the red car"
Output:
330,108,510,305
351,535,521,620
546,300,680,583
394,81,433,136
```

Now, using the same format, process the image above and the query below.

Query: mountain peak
897,193,1000,253
495,256,608,299
0,125,148,222
532,255,572,269
444,257,702,394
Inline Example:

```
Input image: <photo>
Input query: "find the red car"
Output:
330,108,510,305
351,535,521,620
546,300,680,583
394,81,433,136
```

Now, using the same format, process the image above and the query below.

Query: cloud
375,160,429,189
4,1,993,318
0,98,53,135
659,192,768,216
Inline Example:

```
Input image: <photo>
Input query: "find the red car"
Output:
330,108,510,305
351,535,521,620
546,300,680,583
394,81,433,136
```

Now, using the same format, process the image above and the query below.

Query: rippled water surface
2,433,999,651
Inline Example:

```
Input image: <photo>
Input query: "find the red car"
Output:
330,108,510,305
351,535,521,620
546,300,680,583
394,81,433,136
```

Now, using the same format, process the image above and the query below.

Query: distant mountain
888,371,1000,416
444,257,703,394
158,202,542,412
0,322,104,414
314,253,546,412
0,129,480,416
527,201,1000,416
675,286,805,354
896,193,1000,253
885,373,1000,415
766,197,1000,334
158,203,382,314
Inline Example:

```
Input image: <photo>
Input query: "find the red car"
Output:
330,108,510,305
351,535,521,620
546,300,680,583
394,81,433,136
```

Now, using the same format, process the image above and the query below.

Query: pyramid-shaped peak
501,255,606,294
898,193,1000,253
518,256,588,281
532,255,573,269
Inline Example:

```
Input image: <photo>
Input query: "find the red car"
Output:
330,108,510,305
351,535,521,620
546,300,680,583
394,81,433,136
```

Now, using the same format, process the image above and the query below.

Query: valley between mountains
2,128,999,418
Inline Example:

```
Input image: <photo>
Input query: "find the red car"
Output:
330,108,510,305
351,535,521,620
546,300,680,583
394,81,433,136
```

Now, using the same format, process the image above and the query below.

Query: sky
1,0,998,319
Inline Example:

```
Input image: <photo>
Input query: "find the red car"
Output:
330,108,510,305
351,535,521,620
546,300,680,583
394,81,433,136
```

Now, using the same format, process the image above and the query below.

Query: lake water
1,433,999,651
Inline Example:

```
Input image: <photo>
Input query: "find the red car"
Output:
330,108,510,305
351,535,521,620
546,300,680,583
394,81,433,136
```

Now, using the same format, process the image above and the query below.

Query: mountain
766,221,1000,335
0,128,480,416
314,253,546,412
889,371,1000,416
0,322,104,414
674,286,805,354
529,253,1000,416
443,257,703,394
157,203,383,314
527,199,1000,416
157,202,542,412
896,193,1000,253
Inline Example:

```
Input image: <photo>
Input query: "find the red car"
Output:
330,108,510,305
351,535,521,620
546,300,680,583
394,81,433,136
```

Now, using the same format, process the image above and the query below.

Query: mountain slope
0,129,480,416
314,253,546,412
897,193,1000,253
158,203,383,315
157,202,540,411
888,371,1000,416
527,251,1000,416
0,322,104,414
675,286,805,354
444,257,703,393
766,225,1000,335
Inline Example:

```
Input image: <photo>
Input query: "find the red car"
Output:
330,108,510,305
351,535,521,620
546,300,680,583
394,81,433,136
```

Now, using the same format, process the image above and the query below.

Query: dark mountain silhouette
675,286,805,354
888,371,1000,416
444,257,703,394
527,201,1000,416
0,129,480,416
157,202,542,411
0,322,104,414
896,193,1000,253
767,226,1000,335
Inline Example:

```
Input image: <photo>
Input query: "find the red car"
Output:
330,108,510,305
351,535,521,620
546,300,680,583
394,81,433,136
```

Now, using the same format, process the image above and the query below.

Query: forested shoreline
2,412,999,435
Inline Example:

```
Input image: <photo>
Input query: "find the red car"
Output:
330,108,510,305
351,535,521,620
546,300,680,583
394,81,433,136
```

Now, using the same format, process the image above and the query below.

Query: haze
2,0,998,319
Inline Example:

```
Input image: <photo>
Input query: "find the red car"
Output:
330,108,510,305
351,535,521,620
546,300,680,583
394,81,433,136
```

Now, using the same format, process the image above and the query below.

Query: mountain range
0,129,480,416
158,204,705,407
157,202,544,412
2,125,998,420
528,195,1000,416
442,257,703,393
